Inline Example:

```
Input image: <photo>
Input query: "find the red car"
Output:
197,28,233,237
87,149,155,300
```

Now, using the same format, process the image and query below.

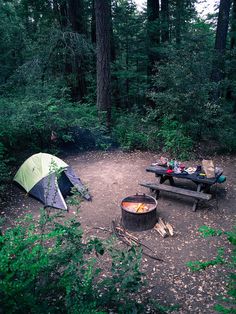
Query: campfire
121,194,157,231
121,201,152,213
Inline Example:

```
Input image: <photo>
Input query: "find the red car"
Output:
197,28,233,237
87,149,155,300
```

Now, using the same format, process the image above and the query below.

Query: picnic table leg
150,188,160,199
151,174,175,199
159,175,175,186
192,184,201,211
204,184,211,194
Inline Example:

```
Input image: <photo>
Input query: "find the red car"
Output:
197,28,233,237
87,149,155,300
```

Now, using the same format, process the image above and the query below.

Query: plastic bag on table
202,160,215,178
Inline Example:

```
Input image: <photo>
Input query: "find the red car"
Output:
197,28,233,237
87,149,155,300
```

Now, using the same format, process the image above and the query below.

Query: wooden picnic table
140,165,222,211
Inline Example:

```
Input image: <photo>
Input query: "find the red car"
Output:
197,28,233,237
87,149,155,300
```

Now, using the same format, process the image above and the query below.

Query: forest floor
2,151,236,313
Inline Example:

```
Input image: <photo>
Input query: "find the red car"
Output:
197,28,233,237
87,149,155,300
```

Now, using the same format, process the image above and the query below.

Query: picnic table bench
140,165,222,211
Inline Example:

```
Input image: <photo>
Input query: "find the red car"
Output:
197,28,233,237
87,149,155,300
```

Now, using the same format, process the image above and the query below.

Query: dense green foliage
187,226,236,313
0,210,147,313
0,0,236,186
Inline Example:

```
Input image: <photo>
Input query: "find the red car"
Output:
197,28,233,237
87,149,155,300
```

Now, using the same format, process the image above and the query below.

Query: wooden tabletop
146,165,221,185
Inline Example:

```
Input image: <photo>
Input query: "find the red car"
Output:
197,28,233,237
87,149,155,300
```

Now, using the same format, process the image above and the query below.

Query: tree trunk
211,0,232,85
110,1,116,62
52,0,60,20
229,0,236,112
147,0,160,77
230,0,236,49
161,0,169,42
67,0,87,101
95,0,111,129
214,0,232,53
175,0,182,44
91,0,96,44
58,0,68,29
68,0,85,34
147,0,160,23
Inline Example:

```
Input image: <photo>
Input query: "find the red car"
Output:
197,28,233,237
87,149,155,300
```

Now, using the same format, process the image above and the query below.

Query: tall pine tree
95,0,112,128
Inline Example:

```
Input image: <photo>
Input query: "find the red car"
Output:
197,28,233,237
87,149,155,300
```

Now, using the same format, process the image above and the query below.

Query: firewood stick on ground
123,236,136,246
154,223,168,238
116,223,153,249
111,221,164,261
157,218,174,236
166,222,174,236
158,218,168,231
121,235,164,261
115,226,125,232
94,224,154,253
122,229,139,241
116,225,135,238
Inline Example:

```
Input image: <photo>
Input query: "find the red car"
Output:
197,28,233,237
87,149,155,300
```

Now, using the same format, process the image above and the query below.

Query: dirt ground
1,151,236,313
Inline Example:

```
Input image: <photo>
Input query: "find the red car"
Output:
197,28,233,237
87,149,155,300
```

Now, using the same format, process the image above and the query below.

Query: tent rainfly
14,153,91,210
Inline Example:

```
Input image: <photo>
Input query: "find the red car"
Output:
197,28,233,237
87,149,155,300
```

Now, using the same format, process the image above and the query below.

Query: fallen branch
115,225,154,251
112,221,164,262
93,223,164,262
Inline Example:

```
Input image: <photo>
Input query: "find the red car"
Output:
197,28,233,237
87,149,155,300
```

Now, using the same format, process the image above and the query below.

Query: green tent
14,153,91,210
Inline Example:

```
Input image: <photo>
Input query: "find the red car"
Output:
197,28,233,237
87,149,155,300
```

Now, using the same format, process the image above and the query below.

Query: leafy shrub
112,109,159,151
0,210,164,313
0,142,10,195
112,108,193,157
186,248,225,272
148,43,215,139
0,84,106,155
146,27,236,155
156,116,193,159
187,226,236,313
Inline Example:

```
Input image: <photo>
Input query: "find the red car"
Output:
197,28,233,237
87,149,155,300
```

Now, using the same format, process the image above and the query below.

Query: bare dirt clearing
2,151,236,313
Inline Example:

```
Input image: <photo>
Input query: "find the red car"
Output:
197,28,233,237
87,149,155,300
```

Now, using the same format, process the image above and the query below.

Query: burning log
121,202,150,213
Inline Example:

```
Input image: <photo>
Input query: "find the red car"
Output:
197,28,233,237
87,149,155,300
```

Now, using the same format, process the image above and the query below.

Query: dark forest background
1,0,236,191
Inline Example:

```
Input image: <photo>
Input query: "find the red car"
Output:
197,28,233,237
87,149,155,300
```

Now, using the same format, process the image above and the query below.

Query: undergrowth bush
187,225,236,313
0,211,136,313
0,84,106,155
0,210,171,314
0,142,10,194
112,109,193,158
112,111,150,151
147,32,236,156
155,116,193,159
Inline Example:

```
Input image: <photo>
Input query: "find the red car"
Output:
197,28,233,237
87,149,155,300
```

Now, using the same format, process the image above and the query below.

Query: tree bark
52,0,60,20
110,1,116,62
229,0,236,111
161,0,169,43
175,0,182,45
68,0,85,34
58,0,68,29
147,0,160,77
67,0,87,101
214,0,232,53
211,0,232,84
91,0,96,44
230,0,236,49
147,0,160,22
95,0,111,129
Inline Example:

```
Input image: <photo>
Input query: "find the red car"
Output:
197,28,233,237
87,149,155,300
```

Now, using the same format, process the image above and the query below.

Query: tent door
58,171,73,196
